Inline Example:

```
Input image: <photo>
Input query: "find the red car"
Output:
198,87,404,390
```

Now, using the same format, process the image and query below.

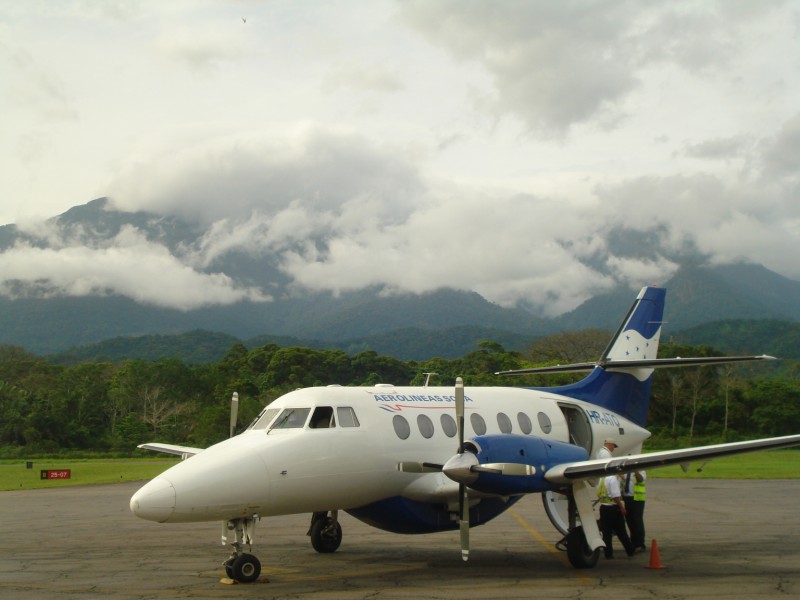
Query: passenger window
497,412,512,433
538,411,552,434
337,406,360,427
271,408,311,429
309,406,335,429
393,415,411,440
517,412,533,434
470,413,487,435
417,414,434,439
250,408,279,430
440,414,457,438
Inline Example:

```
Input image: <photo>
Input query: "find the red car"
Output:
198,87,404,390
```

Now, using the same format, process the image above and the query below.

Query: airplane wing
545,433,800,484
137,443,204,458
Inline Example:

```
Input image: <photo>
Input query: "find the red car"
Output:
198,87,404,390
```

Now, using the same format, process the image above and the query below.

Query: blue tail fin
540,286,666,427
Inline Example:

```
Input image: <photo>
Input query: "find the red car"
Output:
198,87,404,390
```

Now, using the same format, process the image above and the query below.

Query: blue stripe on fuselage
345,495,522,534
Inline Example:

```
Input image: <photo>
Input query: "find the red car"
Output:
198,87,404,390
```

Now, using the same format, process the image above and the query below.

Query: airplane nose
130,476,175,522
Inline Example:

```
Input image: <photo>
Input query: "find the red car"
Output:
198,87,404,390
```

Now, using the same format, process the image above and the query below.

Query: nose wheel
222,516,262,583
224,553,261,583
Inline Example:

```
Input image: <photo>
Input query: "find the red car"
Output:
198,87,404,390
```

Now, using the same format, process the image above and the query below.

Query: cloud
398,1,786,136
5,3,798,317
681,135,753,161
154,24,248,71
759,112,800,183
1,45,78,122
107,127,424,226
0,225,269,310
594,155,800,281
277,188,618,314
322,64,404,94
399,0,639,136
100,112,800,315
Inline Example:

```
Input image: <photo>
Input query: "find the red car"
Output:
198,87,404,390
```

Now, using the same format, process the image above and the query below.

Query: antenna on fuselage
423,372,437,387
229,392,239,438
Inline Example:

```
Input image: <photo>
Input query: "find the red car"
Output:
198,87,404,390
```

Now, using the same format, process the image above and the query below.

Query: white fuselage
130,384,650,524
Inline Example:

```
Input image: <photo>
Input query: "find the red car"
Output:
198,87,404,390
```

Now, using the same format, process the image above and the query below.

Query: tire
566,526,600,569
310,517,343,553
223,558,234,579
231,553,261,583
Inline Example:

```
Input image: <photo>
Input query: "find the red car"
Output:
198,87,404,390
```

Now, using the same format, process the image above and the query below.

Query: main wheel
231,553,261,583
565,526,600,569
310,517,342,553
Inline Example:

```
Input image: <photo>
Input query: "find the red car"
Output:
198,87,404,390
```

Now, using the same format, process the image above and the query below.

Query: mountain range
1,198,799,360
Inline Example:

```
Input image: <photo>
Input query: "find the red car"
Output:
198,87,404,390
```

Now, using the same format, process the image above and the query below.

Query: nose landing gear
222,516,262,583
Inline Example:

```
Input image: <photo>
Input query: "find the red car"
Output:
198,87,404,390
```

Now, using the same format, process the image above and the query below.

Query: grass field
648,449,799,479
0,458,179,491
0,449,797,491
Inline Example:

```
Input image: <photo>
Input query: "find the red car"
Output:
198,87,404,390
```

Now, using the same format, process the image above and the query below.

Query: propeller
455,378,469,561
229,391,239,438
395,377,538,562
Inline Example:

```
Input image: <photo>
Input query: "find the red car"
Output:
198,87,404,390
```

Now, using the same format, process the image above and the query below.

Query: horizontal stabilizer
137,443,203,458
496,354,776,376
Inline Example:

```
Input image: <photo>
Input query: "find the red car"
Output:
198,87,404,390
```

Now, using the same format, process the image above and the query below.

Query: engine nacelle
464,434,588,495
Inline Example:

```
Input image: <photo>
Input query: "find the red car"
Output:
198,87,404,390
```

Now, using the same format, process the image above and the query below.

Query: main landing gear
563,490,600,569
222,517,262,583
308,510,342,553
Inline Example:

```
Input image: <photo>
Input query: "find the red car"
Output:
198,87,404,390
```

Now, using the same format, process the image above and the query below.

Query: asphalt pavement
1,478,798,599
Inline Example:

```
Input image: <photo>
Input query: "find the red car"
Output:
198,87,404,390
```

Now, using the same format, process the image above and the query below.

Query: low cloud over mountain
2,3,799,319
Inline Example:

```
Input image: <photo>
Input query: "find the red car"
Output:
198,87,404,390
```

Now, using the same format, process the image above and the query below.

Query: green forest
1,334,799,457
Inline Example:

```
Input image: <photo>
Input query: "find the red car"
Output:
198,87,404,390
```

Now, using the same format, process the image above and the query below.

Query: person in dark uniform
598,473,635,559
623,470,647,552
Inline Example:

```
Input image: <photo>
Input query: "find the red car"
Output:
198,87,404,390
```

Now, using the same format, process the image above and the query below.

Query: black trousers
599,504,635,558
623,496,646,548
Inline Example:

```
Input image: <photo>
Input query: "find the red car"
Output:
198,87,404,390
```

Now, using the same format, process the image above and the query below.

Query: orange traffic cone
645,539,666,569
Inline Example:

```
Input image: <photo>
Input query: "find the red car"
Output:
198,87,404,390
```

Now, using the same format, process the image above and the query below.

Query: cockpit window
309,406,335,429
337,407,360,427
271,408,311,429
250,408,280,430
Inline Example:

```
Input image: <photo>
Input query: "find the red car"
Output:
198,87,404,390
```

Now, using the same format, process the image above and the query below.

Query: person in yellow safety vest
622,470,647,552
598,474,636,559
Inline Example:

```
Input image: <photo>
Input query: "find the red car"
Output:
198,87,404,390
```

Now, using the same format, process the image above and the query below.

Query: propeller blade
472,463,537,476
454,377,469,561
229,392,239,438
396,462,443,473
459,483,469,561
455,377,464,454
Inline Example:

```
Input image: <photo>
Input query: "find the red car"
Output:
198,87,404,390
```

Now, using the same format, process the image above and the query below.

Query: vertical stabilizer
538,286,666,427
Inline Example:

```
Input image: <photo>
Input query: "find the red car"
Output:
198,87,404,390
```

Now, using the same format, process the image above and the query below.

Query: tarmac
1,478,799,599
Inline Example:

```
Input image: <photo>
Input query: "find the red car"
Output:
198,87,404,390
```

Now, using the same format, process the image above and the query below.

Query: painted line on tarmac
508,508,593,585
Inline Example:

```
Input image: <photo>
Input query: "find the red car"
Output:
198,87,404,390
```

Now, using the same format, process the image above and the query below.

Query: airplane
130,285,800,583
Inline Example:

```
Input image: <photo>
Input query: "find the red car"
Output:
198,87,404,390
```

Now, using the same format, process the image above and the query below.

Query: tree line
0,335,797,457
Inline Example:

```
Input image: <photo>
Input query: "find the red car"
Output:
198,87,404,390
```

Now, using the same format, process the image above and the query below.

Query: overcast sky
1,1,799,314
